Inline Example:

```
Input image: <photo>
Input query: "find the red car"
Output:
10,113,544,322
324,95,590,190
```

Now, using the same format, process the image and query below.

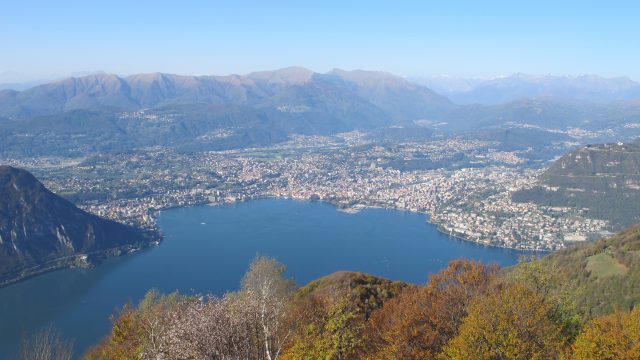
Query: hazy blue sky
1,1,639,80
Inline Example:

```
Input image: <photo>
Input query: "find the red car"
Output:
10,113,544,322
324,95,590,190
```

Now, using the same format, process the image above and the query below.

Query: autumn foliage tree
572,307,640,359
283,297,363,360
84,290,180,360
83,254,640,360
282,272,404,360
509,256,582,343
362,259,499,359
444,282,564,360
84,256,295,360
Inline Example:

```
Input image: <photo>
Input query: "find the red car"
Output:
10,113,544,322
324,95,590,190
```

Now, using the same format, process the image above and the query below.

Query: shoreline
0,236,161,289
1,196,549,288
155,196,552,252
285,197,548,252
426,218,551,253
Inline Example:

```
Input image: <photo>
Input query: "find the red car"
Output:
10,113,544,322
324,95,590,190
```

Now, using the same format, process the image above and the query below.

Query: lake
0,198,524,358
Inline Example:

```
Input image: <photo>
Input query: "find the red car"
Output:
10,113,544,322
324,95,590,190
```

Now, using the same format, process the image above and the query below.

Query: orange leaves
572,307,640,360
83,257,640,360
362,259,498,359
85,304,145,360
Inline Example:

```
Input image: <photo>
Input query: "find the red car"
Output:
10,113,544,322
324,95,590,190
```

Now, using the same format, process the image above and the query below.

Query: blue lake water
0,198,524,358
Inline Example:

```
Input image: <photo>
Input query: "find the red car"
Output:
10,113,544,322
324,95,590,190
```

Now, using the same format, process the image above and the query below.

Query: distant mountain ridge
0,70,107,91
0,67,453,121
0,67,459,156
2,68,640,157
441,97,640,132
413,73,640,105
0,166,155,285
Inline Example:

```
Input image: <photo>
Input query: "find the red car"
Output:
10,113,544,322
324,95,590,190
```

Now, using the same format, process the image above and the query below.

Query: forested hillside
513,142,640,229
0,166,155,286
524,223,640,317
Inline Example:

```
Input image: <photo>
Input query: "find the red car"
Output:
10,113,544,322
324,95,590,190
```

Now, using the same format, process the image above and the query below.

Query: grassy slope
521,224,640,317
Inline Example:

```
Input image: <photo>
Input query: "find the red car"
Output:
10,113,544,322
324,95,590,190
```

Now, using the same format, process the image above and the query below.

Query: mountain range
0,70,107,91
0,67,453,121
0,166,155,286
0,67,459,155
1,68,640,157
412,73,640,105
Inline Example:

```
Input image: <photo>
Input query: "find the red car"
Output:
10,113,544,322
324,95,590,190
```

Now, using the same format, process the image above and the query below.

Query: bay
0,198,524,358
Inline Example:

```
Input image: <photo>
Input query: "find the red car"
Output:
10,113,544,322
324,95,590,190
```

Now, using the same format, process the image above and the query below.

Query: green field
585,252,628,278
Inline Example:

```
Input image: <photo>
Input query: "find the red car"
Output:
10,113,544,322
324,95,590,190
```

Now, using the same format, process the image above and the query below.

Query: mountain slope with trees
0,166,155,286
513,141,640,229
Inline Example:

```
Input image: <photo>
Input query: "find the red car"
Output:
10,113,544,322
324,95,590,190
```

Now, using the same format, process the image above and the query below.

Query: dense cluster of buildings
14,135,611,251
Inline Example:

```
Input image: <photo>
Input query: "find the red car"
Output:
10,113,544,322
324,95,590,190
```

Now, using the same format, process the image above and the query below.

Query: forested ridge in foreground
24,225,640,360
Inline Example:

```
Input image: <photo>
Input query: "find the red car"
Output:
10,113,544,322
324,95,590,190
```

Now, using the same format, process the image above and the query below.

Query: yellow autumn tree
444,282,564,360
283,298,362,360
572,307,640,360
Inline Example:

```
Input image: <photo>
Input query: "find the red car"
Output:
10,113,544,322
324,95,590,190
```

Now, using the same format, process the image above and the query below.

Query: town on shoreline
4,133,612,252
